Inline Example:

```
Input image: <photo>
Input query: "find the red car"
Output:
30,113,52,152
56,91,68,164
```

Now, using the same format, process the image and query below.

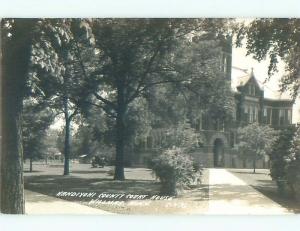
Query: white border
1,0,300,230
0,0,300,18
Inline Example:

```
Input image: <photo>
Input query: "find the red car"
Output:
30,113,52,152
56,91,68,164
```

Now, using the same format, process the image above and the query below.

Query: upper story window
248,84,256,96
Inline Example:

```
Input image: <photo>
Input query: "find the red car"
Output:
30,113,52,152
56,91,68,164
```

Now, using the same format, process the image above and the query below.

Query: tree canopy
78,18,233,180
237,123,278,173
236,18,300,98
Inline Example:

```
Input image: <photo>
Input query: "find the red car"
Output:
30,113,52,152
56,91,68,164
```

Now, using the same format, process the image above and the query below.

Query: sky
232,45,300,123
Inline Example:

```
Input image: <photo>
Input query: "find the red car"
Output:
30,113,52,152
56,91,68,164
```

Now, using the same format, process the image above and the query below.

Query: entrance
213,138,224,167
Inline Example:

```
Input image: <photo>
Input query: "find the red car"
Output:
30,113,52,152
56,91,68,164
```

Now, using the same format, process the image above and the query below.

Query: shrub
286,125,300,200
151,147,202,196
269,126,295,196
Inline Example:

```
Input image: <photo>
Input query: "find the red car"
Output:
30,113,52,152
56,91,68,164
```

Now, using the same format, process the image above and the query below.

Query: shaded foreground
24,163,209,214
24,163,296,215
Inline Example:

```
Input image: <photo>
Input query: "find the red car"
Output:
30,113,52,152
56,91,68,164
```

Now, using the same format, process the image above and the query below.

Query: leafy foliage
285,125,300,198
81,18,233,180
269,126,296,182
22,98,55,169
236,19,300,98
151,148,201,195
237,123,278,173
159,120,202,151
28,19,95,175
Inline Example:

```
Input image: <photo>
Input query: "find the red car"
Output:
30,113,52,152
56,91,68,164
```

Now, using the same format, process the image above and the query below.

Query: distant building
196,68,294,169
130,39,294,169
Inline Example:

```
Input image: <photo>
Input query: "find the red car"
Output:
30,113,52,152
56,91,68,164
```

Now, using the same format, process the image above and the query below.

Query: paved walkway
25,190,113,215
206,169,291,215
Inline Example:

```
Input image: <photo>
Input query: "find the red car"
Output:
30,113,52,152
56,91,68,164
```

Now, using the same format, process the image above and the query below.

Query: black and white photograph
0,17,300,216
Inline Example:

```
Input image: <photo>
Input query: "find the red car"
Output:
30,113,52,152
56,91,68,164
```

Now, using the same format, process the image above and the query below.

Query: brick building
130,40,294,169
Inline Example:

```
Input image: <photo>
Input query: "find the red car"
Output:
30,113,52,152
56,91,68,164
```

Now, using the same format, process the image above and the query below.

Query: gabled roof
236,68,263,90
231,67,293,100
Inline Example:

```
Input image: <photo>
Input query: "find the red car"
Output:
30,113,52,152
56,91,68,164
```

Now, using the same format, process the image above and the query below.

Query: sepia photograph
0,18,300,216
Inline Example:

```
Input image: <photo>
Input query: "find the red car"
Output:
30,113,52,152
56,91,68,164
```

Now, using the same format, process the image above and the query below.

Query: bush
286,125,300,200
269,127,295,196
151,148,202,196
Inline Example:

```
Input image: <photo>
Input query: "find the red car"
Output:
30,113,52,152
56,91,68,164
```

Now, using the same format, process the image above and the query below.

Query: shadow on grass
71,170,108,174
25,174,161,203
233,171,267,175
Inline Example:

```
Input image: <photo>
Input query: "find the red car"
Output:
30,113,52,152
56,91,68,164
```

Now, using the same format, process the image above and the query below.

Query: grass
229,168,300,213
24,163,209,214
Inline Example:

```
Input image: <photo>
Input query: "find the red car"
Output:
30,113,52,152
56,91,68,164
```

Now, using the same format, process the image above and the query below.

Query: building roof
231,67,293,101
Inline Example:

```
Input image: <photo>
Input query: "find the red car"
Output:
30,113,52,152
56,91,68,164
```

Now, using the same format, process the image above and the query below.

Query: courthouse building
130,39,294,168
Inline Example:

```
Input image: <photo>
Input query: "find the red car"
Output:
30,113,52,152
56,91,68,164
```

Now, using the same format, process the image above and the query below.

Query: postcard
1,18,299,215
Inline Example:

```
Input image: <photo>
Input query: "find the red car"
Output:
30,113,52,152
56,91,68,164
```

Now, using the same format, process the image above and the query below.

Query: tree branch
93,92,116,109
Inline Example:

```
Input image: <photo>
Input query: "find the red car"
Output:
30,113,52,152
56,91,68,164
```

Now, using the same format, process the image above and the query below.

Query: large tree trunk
1,89,24,213
114,82,126,180
0,19,34,214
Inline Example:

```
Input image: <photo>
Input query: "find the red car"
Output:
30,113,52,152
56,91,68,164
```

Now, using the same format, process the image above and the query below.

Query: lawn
24,162,209,214
229,168,300,213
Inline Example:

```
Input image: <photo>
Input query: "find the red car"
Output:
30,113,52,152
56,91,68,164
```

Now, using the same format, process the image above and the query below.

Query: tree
29,19,93,175
145,38,234,123
1,19,36,214
269,126,295,182
22,99,54,172
84,19,231,180
237,123,278,173
236,19,300,98
286,125,300,199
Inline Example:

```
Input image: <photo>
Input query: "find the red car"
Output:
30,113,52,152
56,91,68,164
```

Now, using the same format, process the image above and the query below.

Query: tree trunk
114,82,126,180
253,156,256,174
29,157,33,172
1,89,25,213
1,19,34,214
63,116,71,175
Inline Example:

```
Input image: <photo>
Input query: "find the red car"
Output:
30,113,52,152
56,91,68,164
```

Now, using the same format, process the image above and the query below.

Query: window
223,56,227,73
263,108,267,117
248,84,256,96
249,106,253,123
279,109,285,125
287,110,292,124
252,85,256,95
244,105,248,123
267,108,272,125
254,106,258,122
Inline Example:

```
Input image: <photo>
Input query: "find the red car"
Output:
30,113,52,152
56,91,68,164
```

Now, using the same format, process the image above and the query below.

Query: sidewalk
25,190,114,215
206,169,291,215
